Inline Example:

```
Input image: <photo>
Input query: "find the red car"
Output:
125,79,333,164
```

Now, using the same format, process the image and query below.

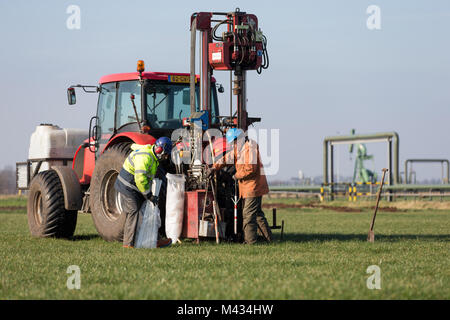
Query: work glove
149,195,159,206
145,192,159,206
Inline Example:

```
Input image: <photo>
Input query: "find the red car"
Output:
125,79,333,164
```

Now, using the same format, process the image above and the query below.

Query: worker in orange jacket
210,128,273,244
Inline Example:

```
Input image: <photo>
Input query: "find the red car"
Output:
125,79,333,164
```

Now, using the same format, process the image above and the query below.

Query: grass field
0,195,448,299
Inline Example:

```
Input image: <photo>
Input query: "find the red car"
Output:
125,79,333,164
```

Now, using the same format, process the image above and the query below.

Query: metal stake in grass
209,178,220,244
368,168,388,242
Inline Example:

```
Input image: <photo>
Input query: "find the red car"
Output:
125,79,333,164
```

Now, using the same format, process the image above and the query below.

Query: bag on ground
135,200,161,248
165,173,185,242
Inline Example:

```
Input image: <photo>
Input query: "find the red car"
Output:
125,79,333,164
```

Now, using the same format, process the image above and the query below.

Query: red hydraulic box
181,190,214,239
209,42,232,70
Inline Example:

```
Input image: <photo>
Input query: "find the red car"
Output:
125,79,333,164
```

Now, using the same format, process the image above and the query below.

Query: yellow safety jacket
114,144,159,198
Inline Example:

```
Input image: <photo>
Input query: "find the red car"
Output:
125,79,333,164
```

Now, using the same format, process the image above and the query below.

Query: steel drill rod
233,195,238,235
209,179,220,244
213,200,220,244
201,178,209,221
232,179,239,234
210,176,222,222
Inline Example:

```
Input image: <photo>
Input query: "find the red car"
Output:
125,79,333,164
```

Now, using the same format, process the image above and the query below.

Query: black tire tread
27,170,77,238
90,142,132,241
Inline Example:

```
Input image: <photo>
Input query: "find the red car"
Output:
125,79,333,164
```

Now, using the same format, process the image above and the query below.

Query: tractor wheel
27,170,78,238
90,142,131,241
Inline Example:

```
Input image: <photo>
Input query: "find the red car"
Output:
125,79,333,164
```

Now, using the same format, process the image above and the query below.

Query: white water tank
28,124,88,172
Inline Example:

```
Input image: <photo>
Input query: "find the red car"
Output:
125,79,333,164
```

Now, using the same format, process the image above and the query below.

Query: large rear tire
90,143,131,242
90,142,169,242
27,170,78,238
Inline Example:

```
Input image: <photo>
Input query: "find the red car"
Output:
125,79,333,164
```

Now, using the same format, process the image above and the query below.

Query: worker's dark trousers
121,192,144,247
242,196,273,244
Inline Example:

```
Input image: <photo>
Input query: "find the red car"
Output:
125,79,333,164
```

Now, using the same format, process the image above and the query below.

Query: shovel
368,168,388,242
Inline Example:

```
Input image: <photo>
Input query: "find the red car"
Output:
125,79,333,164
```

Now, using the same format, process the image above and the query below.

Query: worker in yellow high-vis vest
114,137,173,248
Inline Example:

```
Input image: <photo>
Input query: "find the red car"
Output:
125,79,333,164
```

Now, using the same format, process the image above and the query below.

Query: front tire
90,143,131,242
27,170,78,238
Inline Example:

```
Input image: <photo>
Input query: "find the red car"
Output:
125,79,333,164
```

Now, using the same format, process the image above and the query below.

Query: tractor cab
69,68,220,159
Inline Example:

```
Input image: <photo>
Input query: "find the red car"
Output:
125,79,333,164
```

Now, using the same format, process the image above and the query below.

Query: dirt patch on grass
0,206,26,212
0,195,27,200
376,206,402,212
262,202,404,213
262,202,361,212
388,201,450,210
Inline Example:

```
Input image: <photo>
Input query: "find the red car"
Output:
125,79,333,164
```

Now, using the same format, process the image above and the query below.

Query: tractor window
145,82,219,129
172,88,191,121
116,81,141,130
97,82,116,152
145,83,199,129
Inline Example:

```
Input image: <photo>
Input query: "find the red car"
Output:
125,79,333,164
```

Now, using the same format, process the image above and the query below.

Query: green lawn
0,196,448,299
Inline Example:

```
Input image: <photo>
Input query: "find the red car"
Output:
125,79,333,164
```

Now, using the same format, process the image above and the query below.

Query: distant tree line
0,166,16,194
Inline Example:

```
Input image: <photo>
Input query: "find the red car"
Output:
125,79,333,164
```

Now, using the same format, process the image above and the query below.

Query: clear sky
1,1,449,181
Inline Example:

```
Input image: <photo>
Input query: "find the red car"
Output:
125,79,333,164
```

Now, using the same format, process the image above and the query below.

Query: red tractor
17,9,269,242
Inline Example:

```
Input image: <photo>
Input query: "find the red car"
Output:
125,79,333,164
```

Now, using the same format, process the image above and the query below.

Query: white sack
165,173,186,242
135,200,161,249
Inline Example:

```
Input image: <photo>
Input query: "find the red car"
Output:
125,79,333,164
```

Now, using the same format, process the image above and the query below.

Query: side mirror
67,87,76,105
217,84,224,93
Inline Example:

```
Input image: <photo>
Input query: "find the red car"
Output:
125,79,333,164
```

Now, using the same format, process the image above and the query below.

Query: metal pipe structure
200,29,211,113
190,17,197,116
404,159,449,184
190,12,213,117
323,132,400,187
